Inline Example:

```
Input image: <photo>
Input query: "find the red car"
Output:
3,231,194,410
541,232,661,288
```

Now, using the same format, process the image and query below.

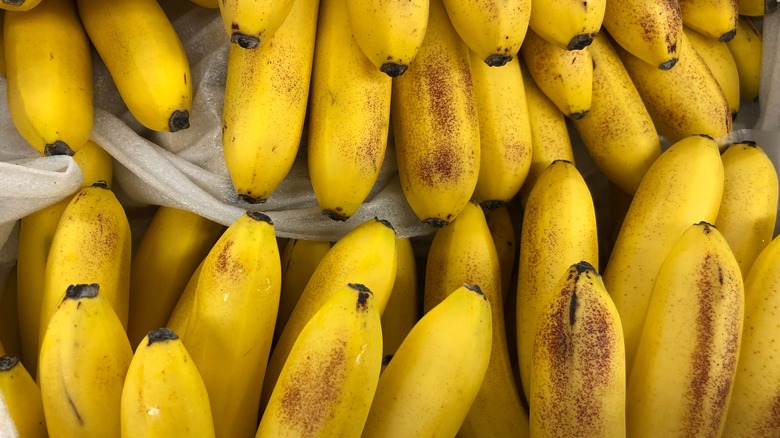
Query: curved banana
520,30,593,119
362,284,492,437
679,0,738,41
627,222,743,437
181,211,281,438
257,284,382,437
391,0,480,227
121,328,215,438
0,269,20,359
380,237,419,357
726,16,762,102
738,0,779,15
307,0,392,221
618,31,732,142
221,0,318,204
38,284,133,437
528,0,605,50
165,261,202,336
531,262,625,437
0,0,42,12
685,27,741,117
77,0,192,132
219,0,296,49
485,205,517,302
470,54,532,208
4,0,92,156
516,160,599,402
715,141,779,277
604,134,724,372
603,0,682,70
572,33,661,195
0,356,46,437
127,207,224,348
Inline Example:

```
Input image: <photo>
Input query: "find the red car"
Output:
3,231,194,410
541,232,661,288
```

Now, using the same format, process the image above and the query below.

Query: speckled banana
0,355,46,437
738,0,779,15
685,27,741,118
165,261,202,336
678,0,738,41
528,0,605,50
603,0,682,69
218,0,296,49
4,0,92,156
627,222,743,437
726,16,762,102
0,0,41,11
380,237,419,358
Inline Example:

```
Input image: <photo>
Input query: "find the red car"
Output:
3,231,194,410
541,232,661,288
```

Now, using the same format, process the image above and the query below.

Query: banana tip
573,261,596,274
2,0,24,6
568,110,589,120
375,218,396,232
380,62,408,77
239,194,267,204
231,33,260,49
423,217,448,228
567,33,595,51
65,283,100,300
0,356,19,371
323,210,349,222
245,210,273,224
44,141,75,157
169,110,190,132
719,29,737,43
147,328,179,345
91,180,109,189
480,200,504,211
658,58,679,70
464,283,486,299
485,54,512,67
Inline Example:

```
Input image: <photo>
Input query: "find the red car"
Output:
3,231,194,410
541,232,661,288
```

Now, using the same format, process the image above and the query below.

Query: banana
221,0,318,204
362,284,492,437
181,211,280,438
0,0,41,12
618,31,732,142
0,269,20,359
261,218,397,413
345,0,428,76
604,134,724,373
120,328,215,438
715,141,779,278
307,0,392,221
77,0,192,132
424,201,529,437
165,261,202,336
530,262,626,437
627,222,743,437
678,0,738,41
726,16,762,102
190,0,219,7
391,0,480,227
738,0,779,15
0,355,46,437
380,237,419,357
0,11,5,76
685,27,741,117
520,30,593,120
4,0,92,156
516,160,599,402
572,33,661,195
603,0,682,69
470,53,532,208
38,284,133,437
528,0,605,50
724,234,780,436
218,0,296,49
442,0,530,66
256,284,382,438
485,205,517,302
127,207,225,348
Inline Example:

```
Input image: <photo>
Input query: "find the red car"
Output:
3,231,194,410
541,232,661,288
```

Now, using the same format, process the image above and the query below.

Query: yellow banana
618,31,732,142
127,207,225,348
485,205,517,302
520,29,593,119
391,0,480,227
726,16,762,102
685,27,741,117
738,0,779,15
603,0,682,69
0,269,20,359
120,328,215,438
4,0,92,156
627,222,743,437
362,284,492,437
469,53,532,208
307,0,392,221
528,0,605,50
0,355,46,437
77,0,192,132
165,261,202,337
380,237,419,357
221,0,318,204
531,262,626,437
218,0,296,49
604,134,724,372
516,160,599,402
256,284,382,438
572,33,661,195
715,141,779,278
38,284,133,437
679,0,738,41
0,0,42,12
181,211,281,438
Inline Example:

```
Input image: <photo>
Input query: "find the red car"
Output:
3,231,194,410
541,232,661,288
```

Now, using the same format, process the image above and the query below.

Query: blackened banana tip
2,0,24,6
567,33,595,51
380,62,408,78
464,283,486,299
735,140,758,147
375,218,395,232
231,33,260,49
382,354,394,366
323,210,349,222
695,133,715,140
245,210,273,224
0,356,19,371
480,200,504,211
423,217,448,228
568,110,588,120
239,194,267,204
573,261,596,274
168,110,190,132
44,141,75,157
719,29,737,43
658,58,679,71
485,54,512,67
65,283,100,300
147,328,178,346
91,180,109,189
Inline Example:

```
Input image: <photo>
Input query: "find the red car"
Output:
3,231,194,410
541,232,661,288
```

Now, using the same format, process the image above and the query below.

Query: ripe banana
678,0,738,41
627,222,743,437
165,261,202,337
726,16,762,102
0,355,46,437
738,0,779,15
0,0,41,12
307,0,392,221
485,205,517,302
715,141,779,277
380,237,419,357
362,284,492,437
77,0,192,132
516,159,599,402
470,53,532,208
604,134,724,372
345,0,428,76
257,284,382,437
572,33,661,195
528,0,605,50
685,27,741,118
520,30,593,119
181,211,281,438
0,269,20,359
218,0,295,49
391,0,480,227
221,0,318,204
530,262,626,437
120,328,215,438
4,0,92,156
618,31,732,142
38,284,133,437
127,207,224,348
603,0,682,69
